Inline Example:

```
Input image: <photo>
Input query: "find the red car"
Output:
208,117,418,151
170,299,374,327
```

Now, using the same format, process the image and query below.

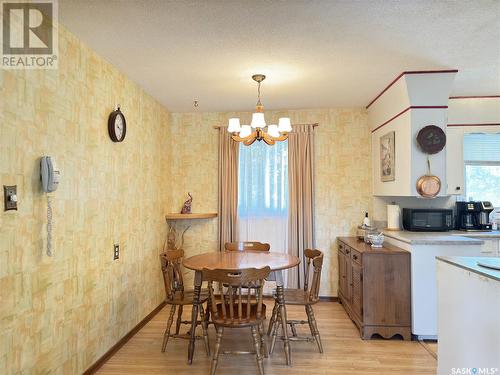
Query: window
464,133,500,207
237,140,288,252
238,141,288,217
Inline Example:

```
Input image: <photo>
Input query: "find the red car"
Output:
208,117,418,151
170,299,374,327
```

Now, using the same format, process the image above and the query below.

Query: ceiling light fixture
228,74,291,146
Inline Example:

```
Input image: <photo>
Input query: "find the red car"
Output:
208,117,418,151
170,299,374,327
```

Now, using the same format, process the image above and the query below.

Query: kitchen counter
436,256,500,373
437,256,500,281
382,230,484,245
450,230,500,238
382,230,496,339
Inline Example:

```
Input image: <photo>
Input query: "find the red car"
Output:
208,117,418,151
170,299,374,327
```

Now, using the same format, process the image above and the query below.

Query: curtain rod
213,123,319,129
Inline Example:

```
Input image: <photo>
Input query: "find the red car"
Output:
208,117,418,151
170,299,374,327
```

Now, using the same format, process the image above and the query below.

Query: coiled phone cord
47,195,53,257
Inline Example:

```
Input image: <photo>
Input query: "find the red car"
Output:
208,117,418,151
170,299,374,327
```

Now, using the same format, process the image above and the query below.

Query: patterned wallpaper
169,109,372,295
0,24,372,373
0,27,170,373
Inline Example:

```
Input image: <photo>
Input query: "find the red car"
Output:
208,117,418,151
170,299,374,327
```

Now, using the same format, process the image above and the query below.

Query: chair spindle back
224,242,270,252
160,249,185,301
303,249,324,302
203,267,271,325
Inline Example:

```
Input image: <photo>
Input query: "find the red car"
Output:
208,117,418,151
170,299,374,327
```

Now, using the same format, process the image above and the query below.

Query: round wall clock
108,106,126,142
416,125,446,154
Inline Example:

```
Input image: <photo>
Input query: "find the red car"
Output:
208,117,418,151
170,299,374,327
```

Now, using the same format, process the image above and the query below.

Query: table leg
188,270,202,364
274,270,291,366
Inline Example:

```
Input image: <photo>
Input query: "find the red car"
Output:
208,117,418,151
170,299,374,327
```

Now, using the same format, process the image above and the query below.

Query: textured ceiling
59,0,500,112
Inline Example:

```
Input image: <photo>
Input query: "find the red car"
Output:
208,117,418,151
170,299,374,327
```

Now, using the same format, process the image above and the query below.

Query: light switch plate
4,185,17,211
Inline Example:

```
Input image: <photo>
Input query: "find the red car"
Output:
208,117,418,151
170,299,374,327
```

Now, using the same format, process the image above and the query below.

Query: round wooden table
183,251,300,366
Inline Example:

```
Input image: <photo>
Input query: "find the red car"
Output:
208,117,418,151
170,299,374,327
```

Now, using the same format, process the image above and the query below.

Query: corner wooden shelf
165,213,218,220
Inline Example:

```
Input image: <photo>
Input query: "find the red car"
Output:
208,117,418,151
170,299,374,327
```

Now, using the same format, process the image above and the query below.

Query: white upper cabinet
368,71,457,197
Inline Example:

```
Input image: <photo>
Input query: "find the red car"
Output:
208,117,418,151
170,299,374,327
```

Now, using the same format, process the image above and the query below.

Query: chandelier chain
257,81,262,106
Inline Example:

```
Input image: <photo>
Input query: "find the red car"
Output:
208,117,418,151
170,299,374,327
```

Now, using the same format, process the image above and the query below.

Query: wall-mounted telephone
40,156,61,256
41,156,60,193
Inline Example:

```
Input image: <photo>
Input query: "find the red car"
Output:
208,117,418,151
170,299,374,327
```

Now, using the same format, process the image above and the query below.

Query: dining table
183,250,300,366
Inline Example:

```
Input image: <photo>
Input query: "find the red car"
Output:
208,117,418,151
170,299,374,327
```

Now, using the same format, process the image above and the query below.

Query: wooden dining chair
160,250,210,357
223,241,271,317
268,249,324,354
203,266,271,375
224,241,270,252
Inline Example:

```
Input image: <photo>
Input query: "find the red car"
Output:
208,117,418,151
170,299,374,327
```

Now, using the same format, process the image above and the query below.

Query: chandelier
227,74,292,146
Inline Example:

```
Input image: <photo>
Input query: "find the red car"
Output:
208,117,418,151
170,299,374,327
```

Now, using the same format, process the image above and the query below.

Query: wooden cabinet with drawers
337,237,411,340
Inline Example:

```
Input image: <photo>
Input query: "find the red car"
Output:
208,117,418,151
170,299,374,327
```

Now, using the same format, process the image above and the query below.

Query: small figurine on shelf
180,192,193,214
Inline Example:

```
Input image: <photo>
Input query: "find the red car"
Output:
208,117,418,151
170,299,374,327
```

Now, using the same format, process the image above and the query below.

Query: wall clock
108,106,126,142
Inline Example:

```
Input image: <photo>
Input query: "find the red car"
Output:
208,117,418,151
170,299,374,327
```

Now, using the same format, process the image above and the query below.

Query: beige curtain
287,124,316,288
218,127,239,251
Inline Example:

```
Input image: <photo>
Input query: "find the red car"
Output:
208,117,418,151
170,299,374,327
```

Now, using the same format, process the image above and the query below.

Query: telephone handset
40,156,61,256
41,156,60,193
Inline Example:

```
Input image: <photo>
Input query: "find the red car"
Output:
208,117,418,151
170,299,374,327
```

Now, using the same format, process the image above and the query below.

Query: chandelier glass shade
228,74,291,146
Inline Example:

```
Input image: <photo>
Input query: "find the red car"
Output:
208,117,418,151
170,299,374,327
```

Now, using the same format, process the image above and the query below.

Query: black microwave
402,208,453,232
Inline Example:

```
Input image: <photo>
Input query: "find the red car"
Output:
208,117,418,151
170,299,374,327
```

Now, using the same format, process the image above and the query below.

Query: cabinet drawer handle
346,249,350,254
353,254,358,260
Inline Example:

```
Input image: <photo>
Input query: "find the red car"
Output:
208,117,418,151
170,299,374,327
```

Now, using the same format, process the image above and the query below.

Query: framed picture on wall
380,131,395,182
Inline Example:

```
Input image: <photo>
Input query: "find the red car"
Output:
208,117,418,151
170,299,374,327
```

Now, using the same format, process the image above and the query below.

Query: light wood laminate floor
97,301,436,374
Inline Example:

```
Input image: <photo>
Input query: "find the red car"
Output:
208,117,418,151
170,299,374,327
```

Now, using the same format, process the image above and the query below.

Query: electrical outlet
4,185,18,211
113,244,120,260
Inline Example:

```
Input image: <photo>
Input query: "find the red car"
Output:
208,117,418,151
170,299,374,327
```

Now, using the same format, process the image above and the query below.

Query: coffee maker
456,201,494,231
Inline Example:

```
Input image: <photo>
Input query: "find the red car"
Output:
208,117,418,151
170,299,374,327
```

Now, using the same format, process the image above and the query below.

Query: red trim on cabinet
447,123,500,127
366,69,459,109
449,95,500,99
371,107,411,133
365,73,406,110
371,106,448,133
412,105,448,109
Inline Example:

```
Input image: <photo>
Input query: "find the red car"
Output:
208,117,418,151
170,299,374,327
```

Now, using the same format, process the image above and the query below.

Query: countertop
437,256,500,281
338,237,408,254
450,230,500,239
382,230,486,245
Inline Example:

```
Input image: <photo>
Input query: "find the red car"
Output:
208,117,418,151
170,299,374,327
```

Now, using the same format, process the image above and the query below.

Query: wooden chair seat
167,289,209,306
213,303,267,327
272,288,318,306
